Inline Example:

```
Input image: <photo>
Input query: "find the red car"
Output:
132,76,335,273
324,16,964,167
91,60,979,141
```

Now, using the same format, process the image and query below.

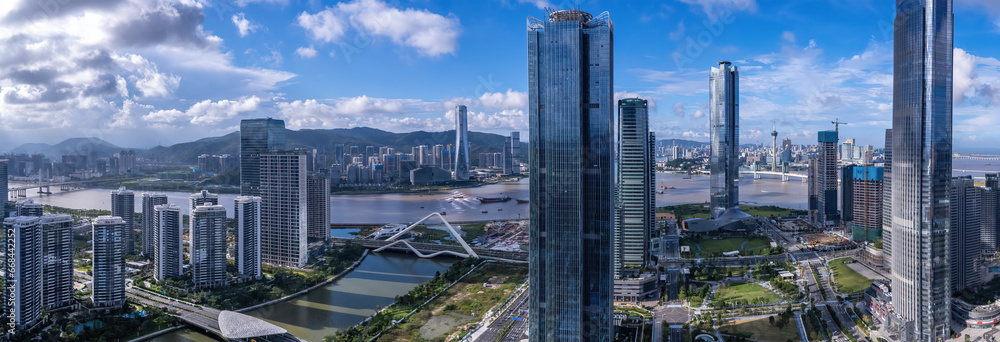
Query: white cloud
477,89,527,109
672,103,686,117
678,0,757,20
234,0,290,6
295,46,319,58
516,0,553,10
782,31,796,43
144,96,262,125
231,13,259,37
955,48,978,104
297,0,462,56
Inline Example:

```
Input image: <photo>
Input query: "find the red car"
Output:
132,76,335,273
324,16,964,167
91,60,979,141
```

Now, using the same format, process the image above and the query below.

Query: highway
475,288,529,342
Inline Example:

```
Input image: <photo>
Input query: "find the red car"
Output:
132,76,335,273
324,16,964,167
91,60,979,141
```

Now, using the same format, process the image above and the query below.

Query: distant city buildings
191,205,228,288
111,187,136,254
614,98,653,279
240,118,286,196
235,196,263,280
260,150,308,268
527,9,614,340
92,216,126,309
154,204,183,281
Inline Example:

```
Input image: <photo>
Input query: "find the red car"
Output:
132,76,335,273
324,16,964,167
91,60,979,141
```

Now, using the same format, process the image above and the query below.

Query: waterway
148,253,456,342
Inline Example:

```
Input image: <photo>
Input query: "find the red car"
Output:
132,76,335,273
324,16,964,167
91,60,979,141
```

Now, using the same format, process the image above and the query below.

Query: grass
615,306,653,319
711,282,782,307
720,316,801,342
657,203,806,220
681,236,775,256
828,258,872,294
374,262,528,342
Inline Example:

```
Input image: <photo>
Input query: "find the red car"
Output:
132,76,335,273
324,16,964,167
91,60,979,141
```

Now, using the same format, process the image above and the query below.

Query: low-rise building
613,273,659,303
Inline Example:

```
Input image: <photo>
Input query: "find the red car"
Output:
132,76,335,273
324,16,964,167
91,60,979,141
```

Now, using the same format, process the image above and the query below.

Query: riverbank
238,249,370,313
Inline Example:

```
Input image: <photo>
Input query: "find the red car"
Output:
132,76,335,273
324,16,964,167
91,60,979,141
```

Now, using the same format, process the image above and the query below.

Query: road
474,288,529,342
126,287,224,335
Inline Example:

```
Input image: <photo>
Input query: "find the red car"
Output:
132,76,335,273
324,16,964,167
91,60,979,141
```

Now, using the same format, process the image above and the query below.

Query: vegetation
803,305,830,341
710,282,781,307
680,236,782,258
771,278,802,299
828,258,873,294
827,304,858,342
657,203,805,220
42,205,111,219
958,277,1000,305
739,205,807,218
30,302,177,342
325,258,482,342
720,314,800,342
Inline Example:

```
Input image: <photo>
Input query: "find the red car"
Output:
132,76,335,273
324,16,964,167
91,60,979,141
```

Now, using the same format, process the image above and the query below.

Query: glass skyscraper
708,61,745,220
890,0,953,340
240,118,286,196
615,98,653,278
453,105,470,181
527,9,613,341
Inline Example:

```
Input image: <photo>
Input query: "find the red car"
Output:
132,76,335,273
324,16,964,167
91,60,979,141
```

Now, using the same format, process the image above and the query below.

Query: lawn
682,237,774,255
720,316,801,342
657,203,806,220
828,258,872,294
710,282,781,307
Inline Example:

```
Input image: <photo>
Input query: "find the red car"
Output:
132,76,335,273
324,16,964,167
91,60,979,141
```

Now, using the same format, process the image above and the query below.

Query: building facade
306,173,331,240
93,216,126,308
709,61,741,220
3,216,43,331
527,9,614,340
816,131,839,228
240,118,286,196
889,0,954,339
235,196,262,279
614,98,653,278
154,204,182,281
191,205,228,288
882,129,893,271
141,193,168,259
260,150,308,268
110,187,135,254
454,105,470,180
951,176,981,293
40,214,75,312
851,166,884,242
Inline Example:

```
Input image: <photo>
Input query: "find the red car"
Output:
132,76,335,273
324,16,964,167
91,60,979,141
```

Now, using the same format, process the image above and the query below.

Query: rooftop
218,310,287,339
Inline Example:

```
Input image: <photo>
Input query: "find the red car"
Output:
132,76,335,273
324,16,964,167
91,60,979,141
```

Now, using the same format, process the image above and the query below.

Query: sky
0,0,999,153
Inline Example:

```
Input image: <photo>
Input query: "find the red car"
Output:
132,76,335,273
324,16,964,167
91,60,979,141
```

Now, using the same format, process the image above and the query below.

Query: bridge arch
373,212,480,259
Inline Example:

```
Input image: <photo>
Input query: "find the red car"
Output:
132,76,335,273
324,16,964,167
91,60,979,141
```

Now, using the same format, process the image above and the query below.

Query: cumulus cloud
296,0,462,56
235,0,290,6
295,46,319,58
232,13,259,37
673,103,686,117
516,0,553,10
477,89,527,109
614,91,658,113
144,96,262,125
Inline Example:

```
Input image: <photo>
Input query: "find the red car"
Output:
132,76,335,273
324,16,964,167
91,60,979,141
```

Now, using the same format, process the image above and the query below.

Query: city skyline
1,1,1000,153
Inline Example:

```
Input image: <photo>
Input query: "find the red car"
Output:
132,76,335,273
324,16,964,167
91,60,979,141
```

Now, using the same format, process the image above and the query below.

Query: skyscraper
0,159,7,203
709,61,745,220
235,196,262,279
141,193,168,259
983,173,1000,252
16,199,43,216
890,0,954,339
190,189,220,209
260,150,308,268
527,9,614,340
40,214,75,312
816,131,839,227
92,216,126,308
454,105,470,181
841,165,856,225
240,118,286,196
154,204,182,281
951,176,981,293
882,129,893,271
306,172,331,240
191,205,227,288
110,187,135,254
851,166,884,242
614,98,653,278
510,132,521,173
503,136,513,175
3,216,42,331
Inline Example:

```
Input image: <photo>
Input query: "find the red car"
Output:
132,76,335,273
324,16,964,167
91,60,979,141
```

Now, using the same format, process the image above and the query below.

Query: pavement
472,288,529,342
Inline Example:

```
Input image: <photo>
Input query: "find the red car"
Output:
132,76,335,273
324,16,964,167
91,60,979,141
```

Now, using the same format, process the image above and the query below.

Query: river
148,253,456,342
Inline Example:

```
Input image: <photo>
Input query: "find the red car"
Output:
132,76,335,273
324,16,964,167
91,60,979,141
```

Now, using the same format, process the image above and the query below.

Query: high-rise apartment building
16,199,43,216
816,131,839,227
709,61,745,220
841,165,856,226
983,173,1000,253
92,216,126,308
190,189,220,209
191,205,227,288
527,9,614,340
240,118,286,196
3,216,42,331
851,166,884,242
614,98,653,279
40,214,75,312
110,187,135,254
235,196,262,279
890,0,954,339
0,159,7,203
951,176,981,293
260,150,308,268
141,193,168,258
454,105,470,180
154,204,182,280
307,172,331,240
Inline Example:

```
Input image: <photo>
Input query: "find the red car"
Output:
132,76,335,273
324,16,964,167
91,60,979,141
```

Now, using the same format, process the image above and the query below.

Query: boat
440,211,446,216
498,209,503,211
482,210,488,214
477,196,512,203
453,194,465,199
516,199,529,204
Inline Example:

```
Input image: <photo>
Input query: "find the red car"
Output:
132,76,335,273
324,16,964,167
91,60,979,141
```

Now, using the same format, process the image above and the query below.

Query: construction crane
832,118,848,131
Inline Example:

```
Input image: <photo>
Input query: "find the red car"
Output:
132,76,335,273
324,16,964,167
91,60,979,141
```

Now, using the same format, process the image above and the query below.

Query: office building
3,216,42,331
40,214,75,312
527,9,614,340
983,174,999,253
260,150,308,268
235,196,262,279
16,199,43,216
111,187,135,254
454,105,470,181
503,136,513,175
709,61,747,220
851,166,884,242
510,132,521,173
951,176,982,293
191,205,227,288
92,216,126,308
307,172,331,240
154,204,182,280
240,118,286,196
889,0,954,339
614,98,653,278
882,129,893,270
816,131,839,227
841,165,856,226
141,193,168,258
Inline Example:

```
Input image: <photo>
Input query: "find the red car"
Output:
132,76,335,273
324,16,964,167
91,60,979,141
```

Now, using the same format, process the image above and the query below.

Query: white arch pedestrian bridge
372,212,480,259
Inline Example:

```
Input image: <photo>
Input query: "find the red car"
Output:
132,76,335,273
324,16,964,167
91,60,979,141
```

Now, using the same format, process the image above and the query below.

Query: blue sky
1,0,999,153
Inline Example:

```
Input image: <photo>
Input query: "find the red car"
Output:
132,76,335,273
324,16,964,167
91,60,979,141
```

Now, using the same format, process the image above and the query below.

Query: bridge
7,178,116,199
738,170,808,182
127,287,303,341
333,237,528,262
